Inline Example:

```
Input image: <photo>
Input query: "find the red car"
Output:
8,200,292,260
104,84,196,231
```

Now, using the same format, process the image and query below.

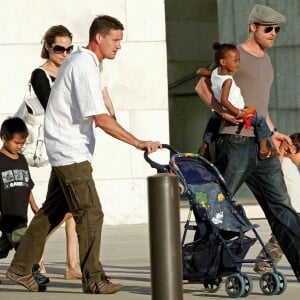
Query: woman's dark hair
212,42,237,65
290,133,300,153
89,15,124,41
0,117,28,140
41,25,73,59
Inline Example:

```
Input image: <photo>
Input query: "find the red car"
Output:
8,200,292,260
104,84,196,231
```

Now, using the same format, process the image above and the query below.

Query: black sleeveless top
28,68,55,113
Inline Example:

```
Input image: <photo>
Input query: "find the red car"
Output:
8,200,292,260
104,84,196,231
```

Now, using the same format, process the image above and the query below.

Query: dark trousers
203,112,271,144
8,161,105,285
203,112,221,144
251,113,272,142
215,134,300,276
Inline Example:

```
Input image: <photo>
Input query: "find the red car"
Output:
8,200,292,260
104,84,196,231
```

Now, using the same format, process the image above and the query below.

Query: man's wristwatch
271,127,278,135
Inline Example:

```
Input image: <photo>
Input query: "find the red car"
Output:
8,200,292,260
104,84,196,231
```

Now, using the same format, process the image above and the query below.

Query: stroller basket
182,235,256,280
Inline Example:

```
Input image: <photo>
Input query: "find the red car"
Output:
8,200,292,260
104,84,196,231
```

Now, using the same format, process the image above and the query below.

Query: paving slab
0,219,299,299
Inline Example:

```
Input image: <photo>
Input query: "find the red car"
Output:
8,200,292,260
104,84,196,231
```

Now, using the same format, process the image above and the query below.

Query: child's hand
271,131,292,153
241,108,257,130
219,111,243,125
238,109,248,118
196,68,212,77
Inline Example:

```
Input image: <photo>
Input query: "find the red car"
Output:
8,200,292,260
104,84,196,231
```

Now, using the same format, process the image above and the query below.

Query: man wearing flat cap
248,4,286,24
249,3,293,276
196,3,300,283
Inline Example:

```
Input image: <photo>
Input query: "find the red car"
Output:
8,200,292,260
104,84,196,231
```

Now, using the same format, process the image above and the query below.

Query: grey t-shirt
219,45,273,136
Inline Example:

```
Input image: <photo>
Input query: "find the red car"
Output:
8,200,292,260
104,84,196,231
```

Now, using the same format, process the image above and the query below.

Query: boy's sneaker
32,268,50,284
6,270,47,292
83,276,122,294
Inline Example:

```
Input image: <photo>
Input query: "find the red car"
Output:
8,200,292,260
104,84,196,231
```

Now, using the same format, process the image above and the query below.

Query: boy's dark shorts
0,227,27,259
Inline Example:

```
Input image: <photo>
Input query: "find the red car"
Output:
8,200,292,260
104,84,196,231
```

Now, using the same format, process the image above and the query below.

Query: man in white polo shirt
6,15,161,294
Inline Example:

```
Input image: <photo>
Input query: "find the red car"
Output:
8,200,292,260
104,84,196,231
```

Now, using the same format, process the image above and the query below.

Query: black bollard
147,173,183,300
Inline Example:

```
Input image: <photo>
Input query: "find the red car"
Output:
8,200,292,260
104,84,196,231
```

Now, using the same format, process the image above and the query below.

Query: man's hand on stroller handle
135,140,162,153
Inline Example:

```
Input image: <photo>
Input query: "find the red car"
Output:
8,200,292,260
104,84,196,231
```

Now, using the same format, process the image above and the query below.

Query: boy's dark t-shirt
0,153,34,233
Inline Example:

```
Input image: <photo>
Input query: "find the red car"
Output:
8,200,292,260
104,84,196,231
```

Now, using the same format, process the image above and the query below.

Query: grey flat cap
248,4,286,24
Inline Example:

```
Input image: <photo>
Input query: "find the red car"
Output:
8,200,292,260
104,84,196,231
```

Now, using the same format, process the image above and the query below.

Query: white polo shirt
44,47,108,166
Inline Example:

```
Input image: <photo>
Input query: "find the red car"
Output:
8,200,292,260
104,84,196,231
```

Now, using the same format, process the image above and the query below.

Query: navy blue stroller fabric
169,153,257,280
170,154,250,233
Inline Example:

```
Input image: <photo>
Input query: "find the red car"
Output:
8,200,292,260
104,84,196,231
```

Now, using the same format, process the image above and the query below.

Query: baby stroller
144,144,287,298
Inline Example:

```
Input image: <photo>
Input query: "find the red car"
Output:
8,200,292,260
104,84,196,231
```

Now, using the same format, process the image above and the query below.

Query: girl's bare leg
64,214,82,279
38,213,81,279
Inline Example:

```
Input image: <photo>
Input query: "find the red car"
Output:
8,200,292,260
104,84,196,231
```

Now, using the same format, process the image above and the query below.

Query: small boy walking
0,117,46,285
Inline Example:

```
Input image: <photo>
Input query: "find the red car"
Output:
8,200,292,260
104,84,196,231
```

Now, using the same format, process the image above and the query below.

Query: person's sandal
83,276,122,294
253,262,272,274
39,260,47,274
6,270,47,292
258,148,277,160
64,269,82,280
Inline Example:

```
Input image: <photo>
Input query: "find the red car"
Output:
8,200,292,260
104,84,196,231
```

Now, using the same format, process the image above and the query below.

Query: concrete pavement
0,219,299,299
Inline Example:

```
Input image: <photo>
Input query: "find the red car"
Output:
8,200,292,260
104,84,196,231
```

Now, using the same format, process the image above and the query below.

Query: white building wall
0,0,169,225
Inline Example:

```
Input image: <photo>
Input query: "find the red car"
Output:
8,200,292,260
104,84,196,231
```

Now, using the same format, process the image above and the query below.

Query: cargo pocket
66,177,95,211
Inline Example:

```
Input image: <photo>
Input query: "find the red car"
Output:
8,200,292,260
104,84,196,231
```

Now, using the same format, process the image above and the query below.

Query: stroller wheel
259,272,280,295
275,271,287,295
203,277,222,293
225,274,245,298
240,273,253,297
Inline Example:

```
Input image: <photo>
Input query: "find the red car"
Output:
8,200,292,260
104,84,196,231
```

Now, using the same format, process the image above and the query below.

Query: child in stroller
144,144,287,298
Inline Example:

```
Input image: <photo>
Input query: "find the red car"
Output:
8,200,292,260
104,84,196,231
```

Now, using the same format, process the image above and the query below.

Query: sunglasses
264,26,280,33
255,24,280,34
51,45,74,54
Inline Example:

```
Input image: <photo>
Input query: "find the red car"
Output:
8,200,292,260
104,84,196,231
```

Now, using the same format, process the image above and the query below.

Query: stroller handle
144,143,179,172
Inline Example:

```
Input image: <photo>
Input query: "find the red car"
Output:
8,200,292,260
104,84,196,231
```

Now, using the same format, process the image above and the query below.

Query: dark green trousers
9,161,105,285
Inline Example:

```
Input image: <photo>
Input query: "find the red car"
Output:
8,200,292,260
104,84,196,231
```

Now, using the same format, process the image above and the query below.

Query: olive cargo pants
8,161,105,285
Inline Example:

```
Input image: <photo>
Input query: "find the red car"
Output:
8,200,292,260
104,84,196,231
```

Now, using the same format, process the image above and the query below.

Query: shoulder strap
37,67,53,87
